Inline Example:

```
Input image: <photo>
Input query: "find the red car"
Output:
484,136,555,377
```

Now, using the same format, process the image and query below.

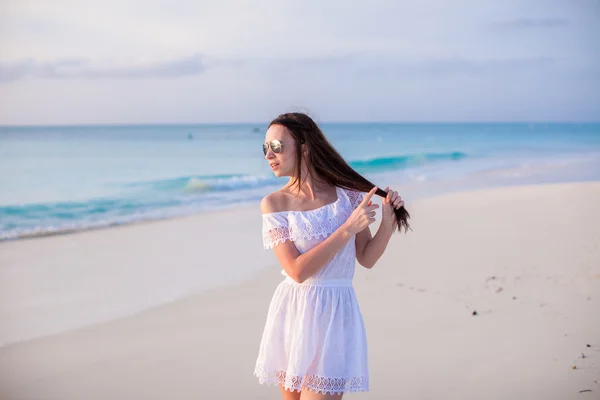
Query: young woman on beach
254,112,410,400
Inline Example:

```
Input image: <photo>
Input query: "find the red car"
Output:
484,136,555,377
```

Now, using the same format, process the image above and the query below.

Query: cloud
239,54,556,78
1,52,558,84
491,18,569,30
0,54,207,82
393,56,555,75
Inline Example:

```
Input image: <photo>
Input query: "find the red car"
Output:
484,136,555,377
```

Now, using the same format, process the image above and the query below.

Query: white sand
0,181,599,399
0,205,270,347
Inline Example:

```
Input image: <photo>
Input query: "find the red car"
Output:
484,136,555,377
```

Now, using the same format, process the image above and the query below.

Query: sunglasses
263,139,284,155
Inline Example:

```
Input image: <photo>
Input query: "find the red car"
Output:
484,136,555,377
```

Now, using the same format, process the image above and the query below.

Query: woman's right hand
343,186,379,235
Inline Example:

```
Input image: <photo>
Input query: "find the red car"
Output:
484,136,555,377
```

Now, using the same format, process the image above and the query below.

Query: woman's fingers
384,188,404,209
361,186,378,206
381,187,406,209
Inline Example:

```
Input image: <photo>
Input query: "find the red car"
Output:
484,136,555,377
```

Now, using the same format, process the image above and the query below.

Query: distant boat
253,127,260,133
188,133,194,140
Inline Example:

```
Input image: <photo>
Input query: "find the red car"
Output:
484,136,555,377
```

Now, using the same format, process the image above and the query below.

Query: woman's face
264,124,298,178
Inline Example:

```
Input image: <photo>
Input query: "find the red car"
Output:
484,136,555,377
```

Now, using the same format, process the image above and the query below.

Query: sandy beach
1,181,599,399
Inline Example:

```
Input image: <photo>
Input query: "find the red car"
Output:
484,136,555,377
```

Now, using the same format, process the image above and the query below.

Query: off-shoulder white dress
254,186,369,395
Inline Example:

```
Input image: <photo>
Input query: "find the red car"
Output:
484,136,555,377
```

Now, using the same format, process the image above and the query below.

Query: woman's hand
381,186,404,230
343,186,379,235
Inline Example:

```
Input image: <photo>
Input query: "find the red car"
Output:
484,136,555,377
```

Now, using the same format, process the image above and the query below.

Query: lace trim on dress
289,206,351,241
262,206,352,249
262,188,364,249
345,188,364,209
263,222,291,249
254,366,369,395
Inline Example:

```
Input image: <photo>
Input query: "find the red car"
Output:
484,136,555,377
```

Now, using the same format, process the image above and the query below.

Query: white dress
254,186,369,395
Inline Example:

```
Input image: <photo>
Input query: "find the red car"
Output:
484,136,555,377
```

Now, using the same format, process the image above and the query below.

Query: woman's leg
299,388,343,400
280,385,302,400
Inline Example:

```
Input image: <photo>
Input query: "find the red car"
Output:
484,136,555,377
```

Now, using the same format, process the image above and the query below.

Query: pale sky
0,0,598,124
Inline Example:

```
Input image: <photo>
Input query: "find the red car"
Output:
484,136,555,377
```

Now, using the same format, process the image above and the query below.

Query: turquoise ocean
1,122,600,241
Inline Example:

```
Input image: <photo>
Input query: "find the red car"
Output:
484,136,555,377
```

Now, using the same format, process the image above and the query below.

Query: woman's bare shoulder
260,189,292,215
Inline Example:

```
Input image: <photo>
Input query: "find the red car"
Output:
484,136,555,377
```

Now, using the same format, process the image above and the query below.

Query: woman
254,113,410,399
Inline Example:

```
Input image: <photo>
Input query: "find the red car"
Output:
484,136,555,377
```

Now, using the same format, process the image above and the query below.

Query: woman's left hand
381,187,404,229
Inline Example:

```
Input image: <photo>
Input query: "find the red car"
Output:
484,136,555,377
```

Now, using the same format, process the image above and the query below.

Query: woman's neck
287,175,332,201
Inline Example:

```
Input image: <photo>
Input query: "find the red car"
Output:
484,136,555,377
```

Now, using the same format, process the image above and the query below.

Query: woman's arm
356,186,404,268
356,223,394,269
272,225,354,283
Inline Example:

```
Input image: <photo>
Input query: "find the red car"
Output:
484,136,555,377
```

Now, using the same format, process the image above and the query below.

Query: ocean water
1,122,600,241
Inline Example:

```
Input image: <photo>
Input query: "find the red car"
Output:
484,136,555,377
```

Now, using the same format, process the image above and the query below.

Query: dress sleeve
345,189,365,210
262,213,291,249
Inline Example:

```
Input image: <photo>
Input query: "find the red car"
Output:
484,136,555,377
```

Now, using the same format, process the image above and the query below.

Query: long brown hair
269,112,411,233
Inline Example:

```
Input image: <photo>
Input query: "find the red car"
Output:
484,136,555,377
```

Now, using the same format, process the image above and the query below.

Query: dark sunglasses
263,139,284,155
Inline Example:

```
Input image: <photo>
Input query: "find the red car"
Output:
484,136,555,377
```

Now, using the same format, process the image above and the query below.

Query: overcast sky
0,0,598,124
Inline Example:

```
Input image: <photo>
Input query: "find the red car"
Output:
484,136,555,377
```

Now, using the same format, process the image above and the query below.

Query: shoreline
3,168,599,243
